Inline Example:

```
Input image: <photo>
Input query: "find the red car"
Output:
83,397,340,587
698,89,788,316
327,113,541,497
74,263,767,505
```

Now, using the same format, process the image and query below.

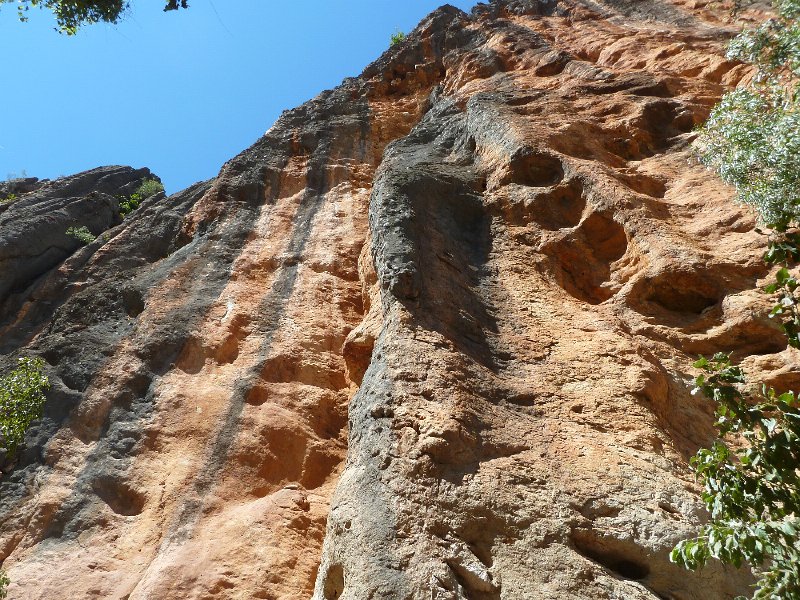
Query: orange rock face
0,1,791,599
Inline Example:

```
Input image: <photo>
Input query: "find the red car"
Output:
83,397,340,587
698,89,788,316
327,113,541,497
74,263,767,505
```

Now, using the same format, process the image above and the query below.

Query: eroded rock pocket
322,564,344,599
629,269,723,324
502,179,586,231
501,149,565,188
571,529,650,581
542,212,628,304
92,476,146,516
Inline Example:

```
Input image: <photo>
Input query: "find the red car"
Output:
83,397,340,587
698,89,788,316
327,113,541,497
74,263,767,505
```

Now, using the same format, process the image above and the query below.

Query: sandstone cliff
0,1,792,598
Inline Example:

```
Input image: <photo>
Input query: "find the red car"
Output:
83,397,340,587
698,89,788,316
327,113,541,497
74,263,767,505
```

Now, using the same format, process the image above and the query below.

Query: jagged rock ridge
0,1,793,598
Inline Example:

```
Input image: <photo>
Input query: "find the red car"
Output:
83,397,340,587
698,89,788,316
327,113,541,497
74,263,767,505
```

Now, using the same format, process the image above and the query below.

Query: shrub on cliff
119,178,164,217
671,1,800,598
693,0,800,231
0,357,49,460
390,30,406,46
66,225,96,245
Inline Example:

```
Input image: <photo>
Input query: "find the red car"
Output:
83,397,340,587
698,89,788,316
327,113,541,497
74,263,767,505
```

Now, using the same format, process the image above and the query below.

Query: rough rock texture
0,167,159,314
0,1,793,599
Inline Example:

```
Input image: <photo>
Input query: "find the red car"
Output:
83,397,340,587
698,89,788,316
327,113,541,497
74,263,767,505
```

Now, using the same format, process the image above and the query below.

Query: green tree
672,355,800,598
0,0,188,34
671,1,800,598
0,357,50,459
694,0,800,231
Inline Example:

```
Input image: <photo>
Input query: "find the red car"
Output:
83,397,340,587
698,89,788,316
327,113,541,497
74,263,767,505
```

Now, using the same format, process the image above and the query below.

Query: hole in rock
42,349,61,367
505,150,564,187
448,561,501,600
215,334,241,365
554,257,613,304
176,337,206,375
506,391,536,407
505,179,585,231
544,180,586,229
614,171,667,198
644,274,720,314
543,211,627,304
625,78,673,98
120,287,145,318
650,286,717,314
614,99,695,161
733,328,789,357
504,92,547,107
116,371,153,408
604,136,647,162
260,353,348,391
533,51,570,76
641,99,693,135
610,559,649,580
587,73,672,97
572,532,650,581
580,212,627,262
323,564,344,600
342,333,375,386
92,477,146,516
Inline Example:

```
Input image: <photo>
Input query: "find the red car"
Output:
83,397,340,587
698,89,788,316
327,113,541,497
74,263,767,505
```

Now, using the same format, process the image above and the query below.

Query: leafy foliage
672,2,800,598
0,194,16,204
694,0,800,230
671,354,800,599
134,178,164,199
390,29,406,46
118,178,163,217
764,235,800,347
0,569,8,600
0,0,188,34
66,225,96,244
0,357,49,459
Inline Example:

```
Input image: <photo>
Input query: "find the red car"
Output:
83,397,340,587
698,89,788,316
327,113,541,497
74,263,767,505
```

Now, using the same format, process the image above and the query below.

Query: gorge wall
0,1,792,598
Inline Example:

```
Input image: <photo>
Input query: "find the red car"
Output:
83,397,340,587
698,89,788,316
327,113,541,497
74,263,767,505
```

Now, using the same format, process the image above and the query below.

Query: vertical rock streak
0,6,463,598
316,1,778,599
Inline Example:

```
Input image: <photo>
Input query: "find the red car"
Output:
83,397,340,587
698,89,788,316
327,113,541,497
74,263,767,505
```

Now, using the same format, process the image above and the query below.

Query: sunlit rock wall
1,1,790,599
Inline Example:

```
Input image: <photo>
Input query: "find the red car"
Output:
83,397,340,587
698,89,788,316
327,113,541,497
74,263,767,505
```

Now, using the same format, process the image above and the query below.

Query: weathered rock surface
0,167,160,317
0,1,792,598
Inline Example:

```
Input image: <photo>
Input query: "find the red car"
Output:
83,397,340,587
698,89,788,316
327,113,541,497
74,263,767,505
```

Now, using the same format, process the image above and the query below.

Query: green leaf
0,357,50,457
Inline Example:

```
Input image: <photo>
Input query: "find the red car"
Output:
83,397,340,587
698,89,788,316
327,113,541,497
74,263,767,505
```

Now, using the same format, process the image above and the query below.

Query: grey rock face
0,177,44,200
0,166,159,309
0,4,467,595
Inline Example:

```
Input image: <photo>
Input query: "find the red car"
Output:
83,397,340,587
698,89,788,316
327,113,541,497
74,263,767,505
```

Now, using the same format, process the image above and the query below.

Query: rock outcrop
0,1,792,598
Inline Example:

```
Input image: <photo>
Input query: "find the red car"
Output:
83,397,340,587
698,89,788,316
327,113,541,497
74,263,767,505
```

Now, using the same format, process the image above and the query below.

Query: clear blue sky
0,1,477,193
